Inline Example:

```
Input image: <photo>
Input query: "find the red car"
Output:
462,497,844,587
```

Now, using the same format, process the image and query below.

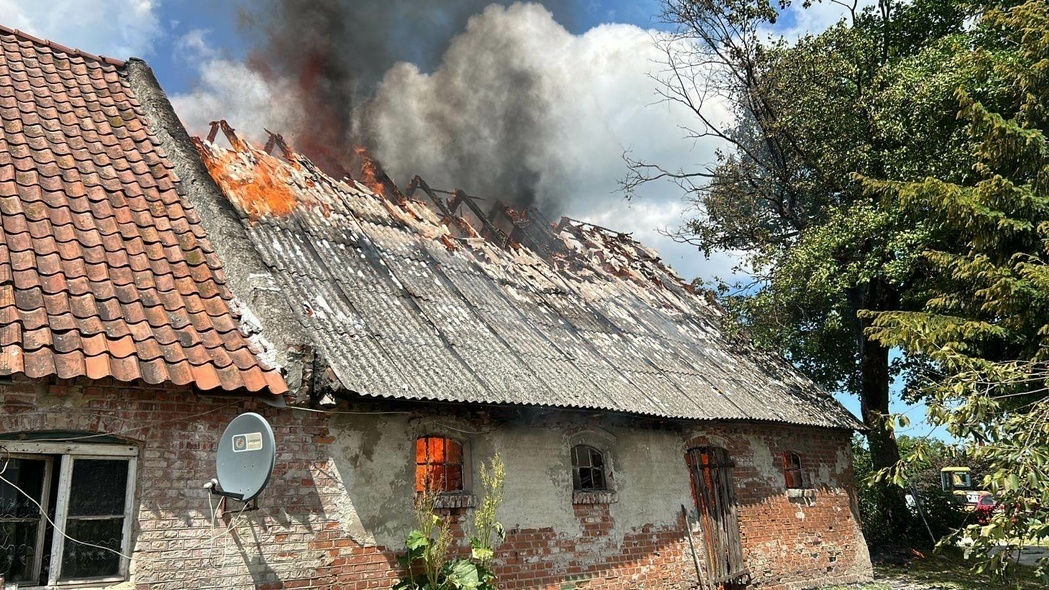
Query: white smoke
365,3,736,280
171,58,306,145
367,3,730,216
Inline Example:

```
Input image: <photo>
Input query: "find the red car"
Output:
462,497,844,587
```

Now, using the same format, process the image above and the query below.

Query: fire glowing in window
415,436,464,493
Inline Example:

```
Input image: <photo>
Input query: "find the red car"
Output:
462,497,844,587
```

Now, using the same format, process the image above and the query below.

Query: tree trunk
857,282,909,540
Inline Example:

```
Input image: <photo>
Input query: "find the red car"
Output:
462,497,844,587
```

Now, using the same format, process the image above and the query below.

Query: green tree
852,435,973,548
861,0,1049,577
625,0,972,540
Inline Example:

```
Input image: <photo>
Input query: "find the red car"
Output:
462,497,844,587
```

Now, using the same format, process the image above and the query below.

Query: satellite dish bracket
206,478,245,502
205,480,260,516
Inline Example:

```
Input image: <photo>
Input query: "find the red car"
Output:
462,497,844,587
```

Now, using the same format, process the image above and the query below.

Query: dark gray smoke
239,0,577,210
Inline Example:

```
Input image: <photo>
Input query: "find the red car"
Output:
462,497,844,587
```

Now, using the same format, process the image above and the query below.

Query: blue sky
4,0,946,438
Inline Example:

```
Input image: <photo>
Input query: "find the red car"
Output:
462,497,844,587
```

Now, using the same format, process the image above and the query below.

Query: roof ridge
0,23,125,67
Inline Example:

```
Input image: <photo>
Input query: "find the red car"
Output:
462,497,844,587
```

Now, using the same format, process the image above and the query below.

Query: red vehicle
974,494,1000,524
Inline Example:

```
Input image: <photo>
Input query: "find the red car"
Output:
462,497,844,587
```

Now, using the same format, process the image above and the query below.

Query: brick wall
684,425,872,589
0,379,870,589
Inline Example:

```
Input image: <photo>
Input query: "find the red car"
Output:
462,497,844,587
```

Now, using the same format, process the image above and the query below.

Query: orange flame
354,146,386,196
504,207,531,226
195,138,299,220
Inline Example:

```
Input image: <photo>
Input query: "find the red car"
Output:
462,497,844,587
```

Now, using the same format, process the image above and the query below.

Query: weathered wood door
686,446,748,589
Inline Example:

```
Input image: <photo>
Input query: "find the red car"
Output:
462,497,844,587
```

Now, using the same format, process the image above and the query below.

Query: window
782,451,805,489
0,440,137,586
415,436,464,493
571,445,606,491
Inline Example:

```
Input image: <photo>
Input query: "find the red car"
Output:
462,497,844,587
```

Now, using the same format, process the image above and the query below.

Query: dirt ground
823,550,1046,590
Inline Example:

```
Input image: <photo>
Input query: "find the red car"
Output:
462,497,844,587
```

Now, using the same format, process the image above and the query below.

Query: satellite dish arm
205,478,246,502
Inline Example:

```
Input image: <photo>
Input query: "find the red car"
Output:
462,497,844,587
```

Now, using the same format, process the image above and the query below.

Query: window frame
782,451,806,490
570,444,608,492
0,441,138,587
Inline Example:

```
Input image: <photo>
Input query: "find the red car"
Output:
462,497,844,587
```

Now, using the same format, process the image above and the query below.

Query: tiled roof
0,27,286,394
196,123,859,429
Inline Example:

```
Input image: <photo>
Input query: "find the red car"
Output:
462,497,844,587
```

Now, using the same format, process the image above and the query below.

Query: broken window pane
571,445,606,491
414,437,464,493
67,460,128,517
60,518,122,579
415,465,427,493
429,465,447,491
579,468,594,489
591,467,605,490
446,440,462,464
446,465,463,491
427,437,445,462
415,439,427,464
783,452,805,489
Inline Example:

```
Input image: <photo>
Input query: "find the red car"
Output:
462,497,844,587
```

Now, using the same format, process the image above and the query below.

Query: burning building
0,25,872,590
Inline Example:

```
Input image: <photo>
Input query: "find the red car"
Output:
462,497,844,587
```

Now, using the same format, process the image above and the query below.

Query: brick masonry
0,380,871,589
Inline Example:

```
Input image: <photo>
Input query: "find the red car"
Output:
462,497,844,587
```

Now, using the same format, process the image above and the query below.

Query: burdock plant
396,453,506,590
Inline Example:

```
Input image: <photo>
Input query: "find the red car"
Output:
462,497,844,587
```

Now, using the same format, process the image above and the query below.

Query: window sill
572,490,618,505
432,493,476,510
786,488,817,505
6,576,127,589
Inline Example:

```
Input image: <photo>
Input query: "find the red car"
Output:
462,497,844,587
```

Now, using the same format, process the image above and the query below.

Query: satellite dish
214,412,276,502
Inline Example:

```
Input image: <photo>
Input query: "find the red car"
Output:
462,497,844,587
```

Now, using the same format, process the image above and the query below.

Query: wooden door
686,446,748,589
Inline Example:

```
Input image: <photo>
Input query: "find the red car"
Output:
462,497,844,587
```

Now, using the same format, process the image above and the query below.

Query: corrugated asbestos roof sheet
0,28,286,394
196,122,860,429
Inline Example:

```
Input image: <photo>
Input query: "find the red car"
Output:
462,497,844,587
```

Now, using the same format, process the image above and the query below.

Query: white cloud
174,28,216,61
766,0,879,41
0,0,163,59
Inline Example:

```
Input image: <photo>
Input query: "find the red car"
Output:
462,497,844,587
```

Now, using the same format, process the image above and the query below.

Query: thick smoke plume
173,2,724,225
232,0,575,210
365,4,571,212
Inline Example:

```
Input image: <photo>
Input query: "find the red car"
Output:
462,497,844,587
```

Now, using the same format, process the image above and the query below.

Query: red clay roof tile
51,330,80,353
109,353,140,382
24,347,55,378
0,27,285,395
45,310,73,331
0,323,20,346
166,359,194,386
54,349,85,379
190,362,221,391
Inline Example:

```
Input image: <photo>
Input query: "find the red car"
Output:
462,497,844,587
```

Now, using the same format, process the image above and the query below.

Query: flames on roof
193,120,860,429
199,120,703,297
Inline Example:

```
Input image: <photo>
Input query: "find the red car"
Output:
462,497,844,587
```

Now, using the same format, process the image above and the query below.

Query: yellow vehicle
940,467,991,507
